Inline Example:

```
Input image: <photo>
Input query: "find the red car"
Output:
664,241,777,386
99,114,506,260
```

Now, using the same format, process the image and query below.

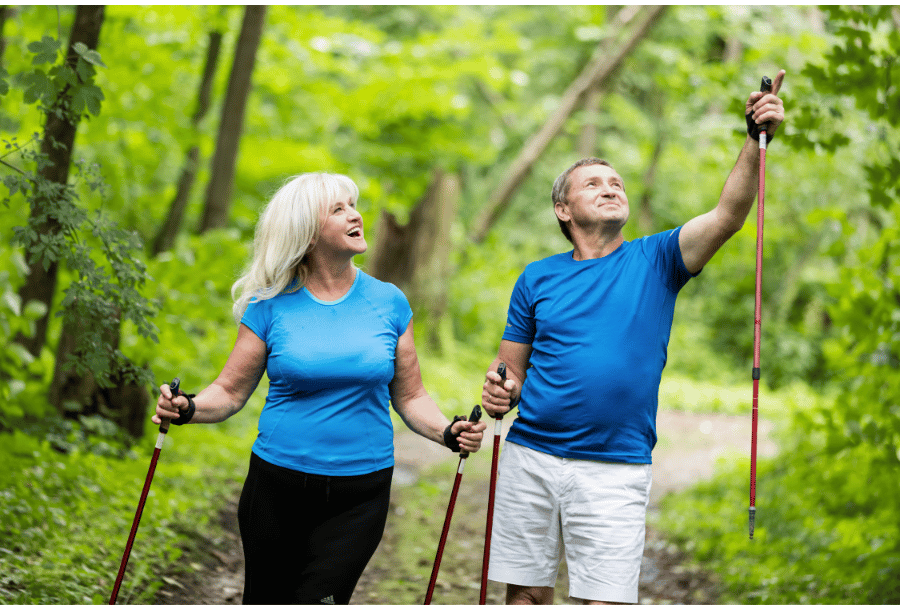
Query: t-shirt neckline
302,268,361,305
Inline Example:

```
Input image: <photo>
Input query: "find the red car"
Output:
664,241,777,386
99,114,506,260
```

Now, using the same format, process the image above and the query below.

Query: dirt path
155,411,776,605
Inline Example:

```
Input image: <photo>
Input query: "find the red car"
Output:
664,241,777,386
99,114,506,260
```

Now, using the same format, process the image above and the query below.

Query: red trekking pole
749,75,773,540
480,362,507,604
424,404,483,604
109,378,188,604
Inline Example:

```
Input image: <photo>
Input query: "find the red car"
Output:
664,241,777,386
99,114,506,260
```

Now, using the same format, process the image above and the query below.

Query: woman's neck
303,257,357,301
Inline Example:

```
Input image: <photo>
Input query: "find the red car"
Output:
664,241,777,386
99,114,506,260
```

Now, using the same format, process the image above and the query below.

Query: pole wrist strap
171,393,196,426
746,113,775,144
443,415,466,453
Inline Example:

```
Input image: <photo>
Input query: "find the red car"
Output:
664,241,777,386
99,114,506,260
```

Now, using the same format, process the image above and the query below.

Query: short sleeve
502,270,536,344
390,284,413,335
240,297,270,343
640,226,698,293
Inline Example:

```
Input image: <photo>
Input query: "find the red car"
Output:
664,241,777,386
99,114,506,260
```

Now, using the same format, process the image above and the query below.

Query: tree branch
470,5,668,243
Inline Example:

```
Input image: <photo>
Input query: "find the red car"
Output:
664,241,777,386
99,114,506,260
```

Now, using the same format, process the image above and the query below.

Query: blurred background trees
0,5,897,603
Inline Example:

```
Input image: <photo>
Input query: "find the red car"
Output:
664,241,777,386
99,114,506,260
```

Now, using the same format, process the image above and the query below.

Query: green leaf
27,36,61,65
72,85,105,117
22,71,56,106
72,42,108,68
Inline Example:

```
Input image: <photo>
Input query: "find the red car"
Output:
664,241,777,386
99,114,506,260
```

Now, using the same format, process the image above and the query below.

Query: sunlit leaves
72,42,107,69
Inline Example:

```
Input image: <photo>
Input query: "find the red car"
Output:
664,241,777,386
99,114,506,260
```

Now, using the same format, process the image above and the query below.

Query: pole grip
759,76,773,136
459,405,483,458
159,377,182,434
495,362,508,421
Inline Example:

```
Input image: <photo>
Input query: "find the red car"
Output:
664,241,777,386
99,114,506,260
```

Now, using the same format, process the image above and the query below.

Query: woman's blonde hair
231,172,360,322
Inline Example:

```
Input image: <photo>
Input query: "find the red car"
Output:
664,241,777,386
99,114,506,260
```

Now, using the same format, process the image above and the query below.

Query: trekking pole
480,362,507,605
110,378,186,604
424,404,483,605
749,75,773,541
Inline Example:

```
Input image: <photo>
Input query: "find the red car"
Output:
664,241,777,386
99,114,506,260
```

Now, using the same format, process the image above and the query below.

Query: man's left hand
746,69,786,137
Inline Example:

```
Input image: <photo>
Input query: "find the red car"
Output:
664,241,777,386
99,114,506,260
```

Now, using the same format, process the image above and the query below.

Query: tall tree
151,26,224,255
0,6,12,68
469,5,667,243
367,169,459,349
198,5,266,233
15,5,104,358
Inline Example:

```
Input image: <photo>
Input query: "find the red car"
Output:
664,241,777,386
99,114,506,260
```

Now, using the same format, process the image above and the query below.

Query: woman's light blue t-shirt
240,270,413,476
502,227,698,464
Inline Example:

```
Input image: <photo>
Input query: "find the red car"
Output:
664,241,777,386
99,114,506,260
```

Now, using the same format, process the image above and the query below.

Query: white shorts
487,442,652,603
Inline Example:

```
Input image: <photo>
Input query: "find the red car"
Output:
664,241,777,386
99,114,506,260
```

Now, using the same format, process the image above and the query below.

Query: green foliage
0,254,52,425
23,33,106,120
1,5,898,604
659,432,899,603
0,228,261,603
658,9,900,605
2,31,159,397
0,409,258,603
819,207,900,464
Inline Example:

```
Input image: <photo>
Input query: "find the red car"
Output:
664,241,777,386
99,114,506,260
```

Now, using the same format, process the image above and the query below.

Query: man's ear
554,201,570,223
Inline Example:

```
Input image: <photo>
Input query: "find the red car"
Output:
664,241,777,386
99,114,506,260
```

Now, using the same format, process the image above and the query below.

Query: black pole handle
495,363,508,421
459,404,483,459
759,76,773,134
159,377,182,433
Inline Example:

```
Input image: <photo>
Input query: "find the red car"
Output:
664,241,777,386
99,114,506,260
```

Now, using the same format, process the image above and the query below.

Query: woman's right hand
151,383,189,425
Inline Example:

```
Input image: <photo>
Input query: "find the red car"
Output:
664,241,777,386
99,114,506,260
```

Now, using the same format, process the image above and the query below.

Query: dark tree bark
16,5,104,358
198,5,266,233
49,310,150,438
637,134,664,233
0,6,12,68
11,6,152,438
470,5,668,243
151,29,224,255
367,170,460,349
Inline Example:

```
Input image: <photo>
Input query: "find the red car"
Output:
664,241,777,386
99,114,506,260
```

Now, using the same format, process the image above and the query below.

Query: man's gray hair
551,157,613,243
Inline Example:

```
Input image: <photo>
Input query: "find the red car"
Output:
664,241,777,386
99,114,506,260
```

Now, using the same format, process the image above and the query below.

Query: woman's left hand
452,418,487,453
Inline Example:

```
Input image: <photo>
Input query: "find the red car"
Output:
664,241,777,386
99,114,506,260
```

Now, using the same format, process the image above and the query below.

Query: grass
1,340,870,605
0,393,263,604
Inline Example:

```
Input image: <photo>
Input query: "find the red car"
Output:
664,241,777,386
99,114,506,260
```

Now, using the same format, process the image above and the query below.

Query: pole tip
749,507,756,539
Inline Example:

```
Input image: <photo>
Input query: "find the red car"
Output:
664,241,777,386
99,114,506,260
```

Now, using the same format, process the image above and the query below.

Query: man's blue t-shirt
502,227,697,464
240,269,413,476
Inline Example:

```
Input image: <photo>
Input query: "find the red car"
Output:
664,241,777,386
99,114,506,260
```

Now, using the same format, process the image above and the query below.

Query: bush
658,388,900,604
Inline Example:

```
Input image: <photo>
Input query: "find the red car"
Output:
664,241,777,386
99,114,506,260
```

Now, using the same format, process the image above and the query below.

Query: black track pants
237,452,393,604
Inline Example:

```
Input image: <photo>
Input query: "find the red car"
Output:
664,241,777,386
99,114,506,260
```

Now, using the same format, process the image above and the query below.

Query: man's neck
571,231,625,261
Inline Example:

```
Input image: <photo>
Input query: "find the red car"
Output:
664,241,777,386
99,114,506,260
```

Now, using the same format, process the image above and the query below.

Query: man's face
556,163,630,235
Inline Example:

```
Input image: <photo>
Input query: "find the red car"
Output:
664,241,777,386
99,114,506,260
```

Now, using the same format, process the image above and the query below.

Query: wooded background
0,5,897,604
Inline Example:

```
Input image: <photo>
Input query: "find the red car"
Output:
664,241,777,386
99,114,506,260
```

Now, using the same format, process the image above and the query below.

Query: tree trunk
408,172,459,350
199,5,266,233
15,5,105,358
151,29,223,255
638,133,664,233
367,170,460,348
0,6,12,68
470,5,667,243
49,310,150,438
577,85,604,157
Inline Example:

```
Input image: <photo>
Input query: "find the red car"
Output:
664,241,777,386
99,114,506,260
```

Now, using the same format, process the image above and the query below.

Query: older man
481,71,786,605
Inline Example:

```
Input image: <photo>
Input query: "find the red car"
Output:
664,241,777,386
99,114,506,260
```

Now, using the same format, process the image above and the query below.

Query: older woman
153,172,485,604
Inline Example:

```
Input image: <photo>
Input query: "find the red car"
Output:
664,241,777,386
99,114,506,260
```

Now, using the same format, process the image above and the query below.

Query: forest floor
154,411,776,605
